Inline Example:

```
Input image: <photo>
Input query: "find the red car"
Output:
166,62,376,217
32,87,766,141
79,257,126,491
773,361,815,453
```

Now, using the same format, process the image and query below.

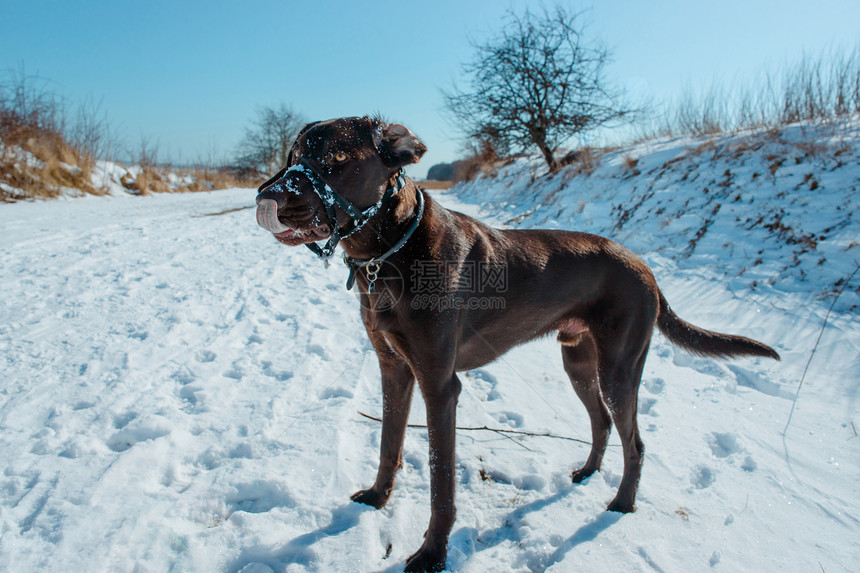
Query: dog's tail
656,290,780,360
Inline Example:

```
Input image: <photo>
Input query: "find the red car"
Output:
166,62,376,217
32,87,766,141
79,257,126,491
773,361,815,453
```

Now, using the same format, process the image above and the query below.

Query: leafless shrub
68,95,120,166
0,66,64,138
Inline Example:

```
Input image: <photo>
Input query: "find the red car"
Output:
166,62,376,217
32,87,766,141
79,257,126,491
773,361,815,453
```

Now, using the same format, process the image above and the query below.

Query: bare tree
235,103,306,177
444,6,635,172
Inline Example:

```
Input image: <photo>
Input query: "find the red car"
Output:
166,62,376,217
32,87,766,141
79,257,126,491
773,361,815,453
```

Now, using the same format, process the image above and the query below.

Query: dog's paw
606,498,636,514
571,467,597,484
350,488,389,509
404,544,447,572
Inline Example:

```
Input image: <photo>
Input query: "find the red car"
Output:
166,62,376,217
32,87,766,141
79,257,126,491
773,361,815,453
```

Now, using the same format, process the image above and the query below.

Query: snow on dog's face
255,116,426,246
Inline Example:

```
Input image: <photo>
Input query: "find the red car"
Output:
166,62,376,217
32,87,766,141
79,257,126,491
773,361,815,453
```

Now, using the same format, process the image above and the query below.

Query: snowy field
1,124,859,572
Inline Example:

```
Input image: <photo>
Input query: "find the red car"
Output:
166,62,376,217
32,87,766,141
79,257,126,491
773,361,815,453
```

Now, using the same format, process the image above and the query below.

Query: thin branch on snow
197,205,254,217
784,261,860,437
357,411,595,447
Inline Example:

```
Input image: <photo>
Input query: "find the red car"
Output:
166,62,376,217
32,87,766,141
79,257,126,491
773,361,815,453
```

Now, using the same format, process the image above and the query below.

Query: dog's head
255,116,426,246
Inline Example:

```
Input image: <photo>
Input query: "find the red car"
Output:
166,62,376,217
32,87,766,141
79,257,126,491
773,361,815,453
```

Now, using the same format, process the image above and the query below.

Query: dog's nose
255,182,285,205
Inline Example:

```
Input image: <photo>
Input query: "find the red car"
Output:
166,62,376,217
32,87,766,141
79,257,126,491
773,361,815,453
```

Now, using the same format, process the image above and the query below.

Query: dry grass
451,143,505,183
0,69,104,200
559,146,603,178
0,126,102,200
117,165,257,196
1,69,256,201
622,155,639,171
120,168,167,195
186,167,258,190
620,154,641,178
417,179,455,190
638,43,860,140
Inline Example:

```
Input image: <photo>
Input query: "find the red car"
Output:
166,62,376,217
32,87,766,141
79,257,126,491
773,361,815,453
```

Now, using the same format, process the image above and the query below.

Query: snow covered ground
1,122,858,572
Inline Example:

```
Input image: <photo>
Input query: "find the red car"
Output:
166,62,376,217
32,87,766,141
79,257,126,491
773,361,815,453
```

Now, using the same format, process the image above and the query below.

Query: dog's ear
257,121,320,192
375,121,427,167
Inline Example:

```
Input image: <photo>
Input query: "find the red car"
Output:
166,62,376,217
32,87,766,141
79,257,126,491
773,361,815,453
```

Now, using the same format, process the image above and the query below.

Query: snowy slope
1,123,858,572
0,145,208,201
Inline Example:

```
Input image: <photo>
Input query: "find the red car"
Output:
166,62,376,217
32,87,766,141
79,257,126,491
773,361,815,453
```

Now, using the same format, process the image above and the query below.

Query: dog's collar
284,160,406,263
343,187,425,292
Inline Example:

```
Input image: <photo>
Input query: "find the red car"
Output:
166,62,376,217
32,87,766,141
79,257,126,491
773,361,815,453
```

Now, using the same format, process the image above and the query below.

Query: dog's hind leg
596,332,650,514
351,335,415,509
561,333,612,483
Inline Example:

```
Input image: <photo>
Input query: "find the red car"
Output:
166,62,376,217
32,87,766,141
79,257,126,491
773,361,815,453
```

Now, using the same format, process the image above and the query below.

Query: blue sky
2,0,858,178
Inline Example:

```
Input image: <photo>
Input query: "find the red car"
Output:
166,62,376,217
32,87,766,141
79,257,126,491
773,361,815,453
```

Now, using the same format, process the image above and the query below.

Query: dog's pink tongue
256,199,291,234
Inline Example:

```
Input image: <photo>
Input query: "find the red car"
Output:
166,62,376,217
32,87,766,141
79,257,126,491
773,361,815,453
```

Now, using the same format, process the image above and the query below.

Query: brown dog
255,116,779,572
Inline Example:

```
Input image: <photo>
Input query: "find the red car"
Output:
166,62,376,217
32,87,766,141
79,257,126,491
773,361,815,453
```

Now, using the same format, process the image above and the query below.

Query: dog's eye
333,152,348,162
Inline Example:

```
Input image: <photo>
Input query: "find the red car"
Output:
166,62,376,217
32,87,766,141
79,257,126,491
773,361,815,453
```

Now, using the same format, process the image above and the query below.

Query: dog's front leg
405,371,462,573
351,349,415,509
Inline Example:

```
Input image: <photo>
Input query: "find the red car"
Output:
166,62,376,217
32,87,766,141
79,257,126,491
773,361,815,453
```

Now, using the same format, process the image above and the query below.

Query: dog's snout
255,181,287,205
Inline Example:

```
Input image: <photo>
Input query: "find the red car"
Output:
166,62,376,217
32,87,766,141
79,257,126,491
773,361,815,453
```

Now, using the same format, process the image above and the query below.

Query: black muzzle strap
281,160,405,263
343,187,424,291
